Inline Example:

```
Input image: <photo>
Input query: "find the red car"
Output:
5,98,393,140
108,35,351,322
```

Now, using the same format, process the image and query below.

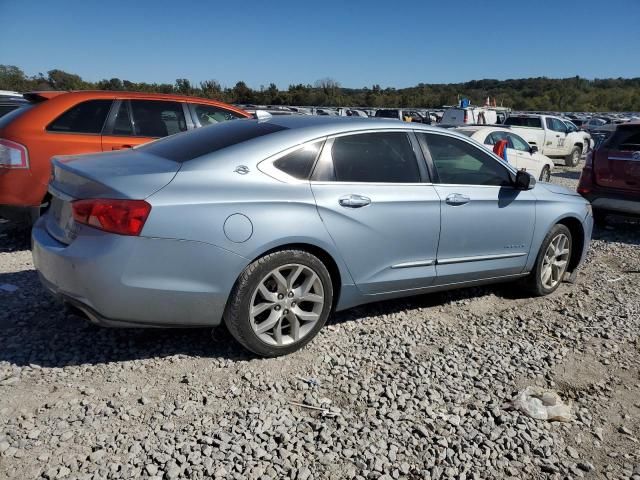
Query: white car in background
455,126,554,181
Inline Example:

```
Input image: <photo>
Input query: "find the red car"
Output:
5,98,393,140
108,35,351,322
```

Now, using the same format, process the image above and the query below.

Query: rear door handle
339,194,371,208
112,144,133,150
445,193,470,206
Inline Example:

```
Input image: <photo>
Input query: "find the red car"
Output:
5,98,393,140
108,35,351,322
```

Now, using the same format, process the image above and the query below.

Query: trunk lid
46,149,180,244
593,123,640,193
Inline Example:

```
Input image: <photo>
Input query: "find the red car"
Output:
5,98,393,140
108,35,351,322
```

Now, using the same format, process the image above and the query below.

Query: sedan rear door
310,130,441,295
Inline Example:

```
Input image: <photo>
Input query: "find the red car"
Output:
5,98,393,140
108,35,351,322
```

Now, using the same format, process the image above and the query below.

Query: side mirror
515,170,536,190
529,145,538,154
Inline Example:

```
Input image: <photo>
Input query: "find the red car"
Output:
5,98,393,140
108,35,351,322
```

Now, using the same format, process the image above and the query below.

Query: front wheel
539,165,551,182
224,250,333,357
524,224,572,296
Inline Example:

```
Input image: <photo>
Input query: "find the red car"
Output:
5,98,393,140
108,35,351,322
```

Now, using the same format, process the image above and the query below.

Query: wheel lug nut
291,302,296,307
277,294,284,300
288,292,294,298
274,305,280,311
284,309,289,314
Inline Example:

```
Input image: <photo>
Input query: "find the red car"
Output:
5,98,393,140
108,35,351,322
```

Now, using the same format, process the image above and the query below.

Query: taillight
463,111,468,123
72,199,151,236
0,139,29,168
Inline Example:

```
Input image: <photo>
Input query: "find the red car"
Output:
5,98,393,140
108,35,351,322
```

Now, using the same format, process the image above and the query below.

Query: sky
1,0,639,89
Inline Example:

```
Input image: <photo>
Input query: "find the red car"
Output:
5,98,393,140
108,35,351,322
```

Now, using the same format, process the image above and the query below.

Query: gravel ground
1,164,639,480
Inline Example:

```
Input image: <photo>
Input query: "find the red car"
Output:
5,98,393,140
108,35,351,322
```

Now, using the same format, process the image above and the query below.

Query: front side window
192,104,244,126
508,133,531,152
273,141,323,179
47,99,113,134
329,132,421,183
130,100,187,137
420,133,512,186
504,116,542,128
546,118,566,133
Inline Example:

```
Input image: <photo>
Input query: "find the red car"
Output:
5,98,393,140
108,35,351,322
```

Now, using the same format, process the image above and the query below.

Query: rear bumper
583,191,640,216
32,216,249,327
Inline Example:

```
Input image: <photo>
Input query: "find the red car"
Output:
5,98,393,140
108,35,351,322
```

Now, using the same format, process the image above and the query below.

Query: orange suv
0,90,250,221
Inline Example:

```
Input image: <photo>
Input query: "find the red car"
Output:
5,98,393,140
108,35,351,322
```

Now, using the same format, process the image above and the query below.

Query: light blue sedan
32,116,593,356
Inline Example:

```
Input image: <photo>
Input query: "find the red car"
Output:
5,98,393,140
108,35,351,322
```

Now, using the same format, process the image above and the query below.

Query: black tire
565,146,581,167
593,209,607,227
523,224,572,296
539,165,551,182
224,250,333,357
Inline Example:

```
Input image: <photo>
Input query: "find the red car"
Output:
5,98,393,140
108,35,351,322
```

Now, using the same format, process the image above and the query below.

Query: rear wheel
524,224,572,296
565,146,581,167
224,250,333,357
539,165,551,182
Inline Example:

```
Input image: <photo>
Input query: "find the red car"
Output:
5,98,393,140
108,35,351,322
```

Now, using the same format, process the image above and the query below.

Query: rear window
139,120,288,162
504,116,542,128
605,125,640,151
0,104,33,129
375,110,399,118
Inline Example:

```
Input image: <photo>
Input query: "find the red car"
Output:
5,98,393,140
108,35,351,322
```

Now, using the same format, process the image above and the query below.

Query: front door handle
445,193,470,206
112,144,133,150
339,194,371,208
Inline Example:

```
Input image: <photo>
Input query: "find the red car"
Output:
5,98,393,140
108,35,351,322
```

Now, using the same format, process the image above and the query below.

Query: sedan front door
311,131,441,295
417,132,536,285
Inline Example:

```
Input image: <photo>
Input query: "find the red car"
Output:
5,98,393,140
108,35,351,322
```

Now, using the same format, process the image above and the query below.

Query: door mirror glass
515,170,536,190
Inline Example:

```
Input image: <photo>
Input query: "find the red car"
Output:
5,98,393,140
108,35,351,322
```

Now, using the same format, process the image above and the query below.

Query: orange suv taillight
0,139,29,168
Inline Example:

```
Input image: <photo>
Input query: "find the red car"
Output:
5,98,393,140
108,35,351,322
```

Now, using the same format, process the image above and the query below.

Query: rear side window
273,141,323,179
606,126,640,151
140,120,288,162
111,101,134,136
130,100,187,137
47,100,113,134
504,116,542,128
191,103,244,126
329,132,421,183
0,105,32,127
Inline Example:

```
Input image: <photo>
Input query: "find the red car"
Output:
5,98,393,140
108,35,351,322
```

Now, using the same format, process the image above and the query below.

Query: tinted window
375,110,399,119
130,100,186,137
330,132,420,183
0,104,20,118
546,118,567,133
140,120,288,162
192,104,244,126
47,100,112,134
420,133,512,186
606,125,640,151
111,101,133,136
0,105,33,129
504,116,542,128
273,141,323,179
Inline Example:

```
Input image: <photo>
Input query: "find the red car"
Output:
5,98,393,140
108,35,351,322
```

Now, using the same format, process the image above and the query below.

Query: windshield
139,119,288,162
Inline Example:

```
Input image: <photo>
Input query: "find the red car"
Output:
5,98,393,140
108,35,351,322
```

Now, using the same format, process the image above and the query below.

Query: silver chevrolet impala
32,116,593,356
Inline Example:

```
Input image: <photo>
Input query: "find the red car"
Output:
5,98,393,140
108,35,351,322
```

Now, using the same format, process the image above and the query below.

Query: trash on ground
512,386,572,422
289,400,340,417
0,284,19,293
296,376,320,387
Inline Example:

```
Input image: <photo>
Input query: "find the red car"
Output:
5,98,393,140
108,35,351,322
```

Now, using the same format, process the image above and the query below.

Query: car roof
24,90,250,116
455,126,511,135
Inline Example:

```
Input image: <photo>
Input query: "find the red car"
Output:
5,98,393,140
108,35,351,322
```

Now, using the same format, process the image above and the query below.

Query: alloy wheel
249,264,325,346
540,234,570,289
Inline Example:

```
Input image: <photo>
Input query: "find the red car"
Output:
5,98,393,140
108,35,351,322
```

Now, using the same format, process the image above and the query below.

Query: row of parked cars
0,89,636,356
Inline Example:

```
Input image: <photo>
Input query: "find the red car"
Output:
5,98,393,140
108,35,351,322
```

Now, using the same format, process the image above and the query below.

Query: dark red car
577,122,640,225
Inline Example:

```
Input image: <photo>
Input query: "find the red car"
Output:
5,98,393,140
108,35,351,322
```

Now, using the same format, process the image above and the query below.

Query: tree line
2,65,639,112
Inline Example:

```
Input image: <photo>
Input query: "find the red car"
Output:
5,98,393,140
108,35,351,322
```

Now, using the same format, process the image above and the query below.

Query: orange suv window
130,100,187,137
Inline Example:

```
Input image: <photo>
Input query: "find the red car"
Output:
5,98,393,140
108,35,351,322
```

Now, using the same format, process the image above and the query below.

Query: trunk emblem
234,165,250,175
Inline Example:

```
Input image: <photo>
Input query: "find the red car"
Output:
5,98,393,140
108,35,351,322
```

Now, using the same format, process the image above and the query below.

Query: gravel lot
1,164,638,480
